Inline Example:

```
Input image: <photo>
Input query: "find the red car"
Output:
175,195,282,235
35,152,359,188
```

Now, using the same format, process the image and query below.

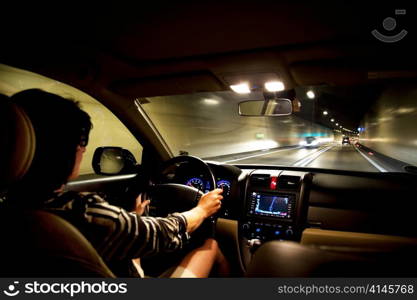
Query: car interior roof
1,2,417,131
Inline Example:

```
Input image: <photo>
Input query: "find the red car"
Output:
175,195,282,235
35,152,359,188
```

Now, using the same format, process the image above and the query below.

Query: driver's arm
78,198,188,261
74,189,222,261
181,188,223,233
135,188,223,233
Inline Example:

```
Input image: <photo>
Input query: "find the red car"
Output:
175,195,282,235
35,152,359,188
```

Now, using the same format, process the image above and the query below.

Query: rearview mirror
92,147,137,175
238,99,292,116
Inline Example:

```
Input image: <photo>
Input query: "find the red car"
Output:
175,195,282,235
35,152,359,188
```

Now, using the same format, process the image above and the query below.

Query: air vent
250,174,270,187
278,175,300,189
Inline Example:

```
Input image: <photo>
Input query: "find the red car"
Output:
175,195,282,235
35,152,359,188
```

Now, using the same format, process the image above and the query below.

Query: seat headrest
0,100,36,188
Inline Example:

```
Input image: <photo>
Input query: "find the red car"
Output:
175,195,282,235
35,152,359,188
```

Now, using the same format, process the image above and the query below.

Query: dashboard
162,162,243,219
184,177,232,197
184,177,234,217
241,170,307,242
174,162,308,241
173,165,310,272
68,160,417,276
163,161,417,243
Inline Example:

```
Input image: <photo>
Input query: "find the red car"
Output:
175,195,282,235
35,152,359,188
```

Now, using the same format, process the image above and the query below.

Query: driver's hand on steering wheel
197,188,223,218
135,193,151,216
180,189,223,233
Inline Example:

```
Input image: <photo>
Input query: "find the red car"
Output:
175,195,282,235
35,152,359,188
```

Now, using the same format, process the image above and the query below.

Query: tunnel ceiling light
306,90,315,99
230,83,250,94
203,98,219,105
264,81,285,92
330,118,335,122
323,110,328,115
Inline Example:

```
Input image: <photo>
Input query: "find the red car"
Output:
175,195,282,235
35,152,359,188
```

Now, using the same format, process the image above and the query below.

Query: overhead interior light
330,118,335,122
323,110,328,115
306,90,315,99
264,81,285,92
203,98,219,105
230,83,250,94
335,123,339,126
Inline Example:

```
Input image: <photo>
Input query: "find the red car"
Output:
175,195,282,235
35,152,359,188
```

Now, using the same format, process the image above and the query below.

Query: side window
0,64,143,175
73,98,143,175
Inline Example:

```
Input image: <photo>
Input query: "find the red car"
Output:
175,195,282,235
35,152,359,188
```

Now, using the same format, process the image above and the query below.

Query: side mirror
238,98,293,116
92,147,137,175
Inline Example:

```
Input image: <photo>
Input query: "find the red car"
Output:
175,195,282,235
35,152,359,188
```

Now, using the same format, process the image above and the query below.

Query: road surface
213,143,380,172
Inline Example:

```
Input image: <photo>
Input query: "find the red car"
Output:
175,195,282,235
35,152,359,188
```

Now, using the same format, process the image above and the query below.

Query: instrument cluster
185,177,231,197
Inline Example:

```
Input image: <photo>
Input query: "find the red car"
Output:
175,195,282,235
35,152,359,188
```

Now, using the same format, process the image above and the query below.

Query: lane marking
292,145,334,167
354,145,387,172
296,147,332,167
290,146,328,167
221,146,302,163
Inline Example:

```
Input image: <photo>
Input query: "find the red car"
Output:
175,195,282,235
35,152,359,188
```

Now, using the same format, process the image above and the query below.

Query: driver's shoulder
44,191,107,210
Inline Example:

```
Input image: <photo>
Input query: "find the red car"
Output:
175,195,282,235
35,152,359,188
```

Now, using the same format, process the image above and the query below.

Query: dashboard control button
270,176,278,190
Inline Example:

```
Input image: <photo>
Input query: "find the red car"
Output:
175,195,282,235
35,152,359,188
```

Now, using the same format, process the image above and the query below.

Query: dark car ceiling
1,1,416,131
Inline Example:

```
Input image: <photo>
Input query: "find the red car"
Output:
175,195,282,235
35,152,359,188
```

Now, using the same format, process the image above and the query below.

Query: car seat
0,99,114,277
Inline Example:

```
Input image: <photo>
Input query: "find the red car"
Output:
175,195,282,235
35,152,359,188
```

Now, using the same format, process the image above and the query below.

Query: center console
240,170,308,243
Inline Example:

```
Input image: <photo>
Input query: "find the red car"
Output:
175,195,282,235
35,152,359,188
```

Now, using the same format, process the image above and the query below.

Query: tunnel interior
1,2,417,173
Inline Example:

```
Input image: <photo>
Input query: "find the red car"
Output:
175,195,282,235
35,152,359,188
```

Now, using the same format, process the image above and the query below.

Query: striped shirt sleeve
45,192,189,262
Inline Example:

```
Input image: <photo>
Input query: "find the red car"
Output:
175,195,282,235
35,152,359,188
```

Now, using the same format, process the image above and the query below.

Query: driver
7,89,229,277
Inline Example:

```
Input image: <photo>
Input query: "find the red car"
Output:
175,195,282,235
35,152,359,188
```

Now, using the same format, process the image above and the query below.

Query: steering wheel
148,155,217,240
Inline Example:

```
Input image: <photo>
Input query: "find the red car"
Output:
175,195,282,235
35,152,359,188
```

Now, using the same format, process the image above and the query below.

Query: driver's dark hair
8,89,92,206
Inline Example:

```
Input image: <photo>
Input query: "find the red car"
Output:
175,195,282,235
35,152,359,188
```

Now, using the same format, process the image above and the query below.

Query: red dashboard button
270,176,277,190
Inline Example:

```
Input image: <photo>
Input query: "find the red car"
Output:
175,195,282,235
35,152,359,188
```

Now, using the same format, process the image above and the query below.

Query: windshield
139,82,417,173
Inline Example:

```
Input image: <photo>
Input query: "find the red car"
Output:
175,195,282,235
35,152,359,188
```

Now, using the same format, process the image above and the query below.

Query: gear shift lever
247,238,262,253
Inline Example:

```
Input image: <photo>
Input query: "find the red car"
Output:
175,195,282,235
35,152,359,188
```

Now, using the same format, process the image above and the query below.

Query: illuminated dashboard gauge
205,181,211,193
216,179,231,196
186,177,205,191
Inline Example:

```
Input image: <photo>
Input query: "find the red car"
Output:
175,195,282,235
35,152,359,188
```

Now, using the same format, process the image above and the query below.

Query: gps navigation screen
253,194,292,218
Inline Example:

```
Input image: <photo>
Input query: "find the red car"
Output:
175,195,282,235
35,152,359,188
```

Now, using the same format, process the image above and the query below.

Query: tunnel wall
359,82,417,167
185,116,335,159
143,92,335,159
